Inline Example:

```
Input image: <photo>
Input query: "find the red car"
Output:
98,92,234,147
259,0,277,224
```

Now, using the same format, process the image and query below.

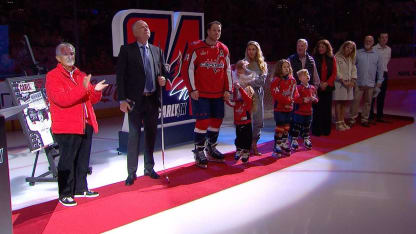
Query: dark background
0,0,415,76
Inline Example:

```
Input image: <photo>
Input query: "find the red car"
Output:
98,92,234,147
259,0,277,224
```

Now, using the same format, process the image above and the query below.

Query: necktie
141,45,154,92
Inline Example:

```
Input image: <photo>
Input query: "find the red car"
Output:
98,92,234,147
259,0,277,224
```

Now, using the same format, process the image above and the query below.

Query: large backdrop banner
112,9,204,128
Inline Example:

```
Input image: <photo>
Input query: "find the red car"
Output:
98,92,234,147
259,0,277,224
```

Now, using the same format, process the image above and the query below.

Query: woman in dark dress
312,39,337,136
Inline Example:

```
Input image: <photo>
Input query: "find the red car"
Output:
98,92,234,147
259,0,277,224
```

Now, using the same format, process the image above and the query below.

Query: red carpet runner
12,116,413,234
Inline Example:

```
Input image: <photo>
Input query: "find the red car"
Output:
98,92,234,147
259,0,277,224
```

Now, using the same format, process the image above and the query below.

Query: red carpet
12,115,413,234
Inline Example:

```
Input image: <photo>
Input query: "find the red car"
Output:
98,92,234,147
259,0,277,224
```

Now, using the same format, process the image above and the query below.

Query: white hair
55,43,75,56
297,38,308,47
132,20,146,31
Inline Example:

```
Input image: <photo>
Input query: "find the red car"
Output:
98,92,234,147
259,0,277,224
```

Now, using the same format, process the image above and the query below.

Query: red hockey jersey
270,75,299,112
226,85,252,125
182,40,232,98
294,84,319,116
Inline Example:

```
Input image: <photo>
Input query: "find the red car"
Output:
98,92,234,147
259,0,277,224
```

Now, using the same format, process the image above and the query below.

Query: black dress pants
127,94,159,175
312,89,333,136
370,72,388,120
54,124,93,199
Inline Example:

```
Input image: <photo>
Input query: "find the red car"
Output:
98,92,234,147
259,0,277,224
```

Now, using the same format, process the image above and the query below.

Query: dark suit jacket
116,42,169,106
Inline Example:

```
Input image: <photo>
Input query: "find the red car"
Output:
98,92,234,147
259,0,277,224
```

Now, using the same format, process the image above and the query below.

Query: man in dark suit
116,20,168,186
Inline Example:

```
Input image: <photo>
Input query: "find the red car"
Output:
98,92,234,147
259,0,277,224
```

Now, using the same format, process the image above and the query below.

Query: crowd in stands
0,0,414,77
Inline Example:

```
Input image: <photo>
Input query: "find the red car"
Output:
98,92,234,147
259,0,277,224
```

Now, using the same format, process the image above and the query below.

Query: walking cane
159,44,170,183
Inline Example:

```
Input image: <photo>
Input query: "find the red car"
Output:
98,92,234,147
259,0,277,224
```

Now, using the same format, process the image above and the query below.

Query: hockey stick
158,43,170,183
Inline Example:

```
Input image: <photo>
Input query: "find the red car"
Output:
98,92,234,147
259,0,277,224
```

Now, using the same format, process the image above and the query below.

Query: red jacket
182,40,232,98
46,63,102,134
270,75,299,112
294,83,318,116
319,56,337,87
226,85,252,125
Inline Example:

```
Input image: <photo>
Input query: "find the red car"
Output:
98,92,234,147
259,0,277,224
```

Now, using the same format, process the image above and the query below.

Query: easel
25,143,93,186
25,144,59,186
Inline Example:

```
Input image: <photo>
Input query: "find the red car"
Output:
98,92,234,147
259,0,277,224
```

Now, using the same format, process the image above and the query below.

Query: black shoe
361,122,370,127
376,118,390,123
312,131,321,136
144,169,160,179
125,173,137,186
74,190,99,198
322,132,331,136
59,196,77,207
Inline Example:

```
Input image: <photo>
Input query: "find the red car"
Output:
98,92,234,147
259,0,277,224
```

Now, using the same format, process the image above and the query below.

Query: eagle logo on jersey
184,53,190,62
219,49,224,57
273,86,280,93
236,106,243,114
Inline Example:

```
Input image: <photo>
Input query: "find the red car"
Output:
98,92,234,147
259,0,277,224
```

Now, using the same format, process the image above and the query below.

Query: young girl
227,60,255,162
291,69,318,151
270,59,298,157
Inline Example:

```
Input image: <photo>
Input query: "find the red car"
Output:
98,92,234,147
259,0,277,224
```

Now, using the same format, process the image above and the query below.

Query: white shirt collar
137,41,149,48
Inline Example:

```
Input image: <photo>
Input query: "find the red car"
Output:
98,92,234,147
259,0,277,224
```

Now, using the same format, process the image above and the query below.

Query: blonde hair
235,59,248,71
245,41,267,75
336,41,357,61
296,69,310,78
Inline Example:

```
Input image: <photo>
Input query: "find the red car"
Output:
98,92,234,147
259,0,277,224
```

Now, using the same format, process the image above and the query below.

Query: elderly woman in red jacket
46,42,107,207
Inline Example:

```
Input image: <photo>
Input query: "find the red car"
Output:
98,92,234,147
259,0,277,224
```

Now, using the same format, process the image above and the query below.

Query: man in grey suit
116,20,169,186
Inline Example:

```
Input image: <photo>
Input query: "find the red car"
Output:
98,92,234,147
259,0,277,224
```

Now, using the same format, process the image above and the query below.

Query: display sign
6,75,53,152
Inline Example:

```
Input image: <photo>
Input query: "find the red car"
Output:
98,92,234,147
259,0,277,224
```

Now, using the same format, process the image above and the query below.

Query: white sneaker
59,196,77,207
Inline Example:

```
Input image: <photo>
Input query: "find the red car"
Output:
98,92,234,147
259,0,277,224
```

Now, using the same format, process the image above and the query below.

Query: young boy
291,69,318,150
270,59,298,157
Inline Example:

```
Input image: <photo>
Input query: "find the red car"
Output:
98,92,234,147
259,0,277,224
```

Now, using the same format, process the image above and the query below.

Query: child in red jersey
291,69,318,150
227,60,255,163
270,59,299,157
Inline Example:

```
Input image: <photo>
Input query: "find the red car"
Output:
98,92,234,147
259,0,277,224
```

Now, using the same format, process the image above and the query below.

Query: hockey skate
304,137,312,150
235,148,242,160
241,149,250,163
281,140,291,156
205,143,225,163
272,142,283,158
291,138,299,151
193,147,208,168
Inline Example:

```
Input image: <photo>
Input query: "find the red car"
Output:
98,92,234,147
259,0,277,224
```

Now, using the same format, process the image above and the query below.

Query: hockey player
291,69,318,151
182,21,232,168
270,59,299,157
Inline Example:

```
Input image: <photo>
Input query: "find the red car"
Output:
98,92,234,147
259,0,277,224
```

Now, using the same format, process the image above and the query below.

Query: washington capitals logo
200,60,225,73
112,10,204,101
164,49,188,100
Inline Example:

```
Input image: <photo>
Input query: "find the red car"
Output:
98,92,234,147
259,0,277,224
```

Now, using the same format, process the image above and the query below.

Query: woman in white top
333,41,357,131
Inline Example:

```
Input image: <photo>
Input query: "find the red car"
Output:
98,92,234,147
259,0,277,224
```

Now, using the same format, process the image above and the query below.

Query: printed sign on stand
6,75,53,152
